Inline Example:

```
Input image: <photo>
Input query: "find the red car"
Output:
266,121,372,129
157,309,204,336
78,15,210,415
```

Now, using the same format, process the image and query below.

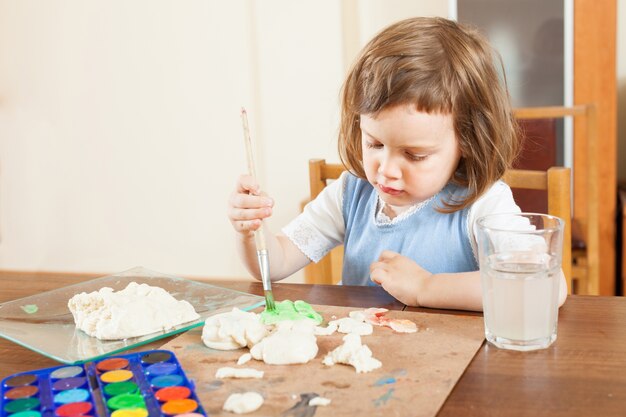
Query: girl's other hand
228,174,274,235
370,250,430,306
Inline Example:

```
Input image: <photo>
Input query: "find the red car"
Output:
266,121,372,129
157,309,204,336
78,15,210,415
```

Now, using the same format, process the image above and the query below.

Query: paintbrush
240,108,276,312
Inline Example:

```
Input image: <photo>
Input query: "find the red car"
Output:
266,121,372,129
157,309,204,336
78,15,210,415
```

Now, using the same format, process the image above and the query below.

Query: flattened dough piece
215,367,264,379
309,396,332,406
202,308,268,350
250,320,318,365
223,392,264,414
328,317,373,335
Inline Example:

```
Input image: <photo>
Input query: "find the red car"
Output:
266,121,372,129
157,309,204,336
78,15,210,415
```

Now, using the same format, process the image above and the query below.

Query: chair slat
514,105,586,119
305,159,573,292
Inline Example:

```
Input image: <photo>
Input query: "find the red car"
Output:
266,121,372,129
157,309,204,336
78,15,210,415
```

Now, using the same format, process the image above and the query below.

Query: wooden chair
304,159,345,285
502,168,572,291
513,104,599,295
303,159,574,293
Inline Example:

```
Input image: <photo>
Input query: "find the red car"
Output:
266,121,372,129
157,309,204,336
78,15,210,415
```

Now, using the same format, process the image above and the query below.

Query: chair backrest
304,159,574,293
513,104,599,295
502,168,572,290
304,159,345,285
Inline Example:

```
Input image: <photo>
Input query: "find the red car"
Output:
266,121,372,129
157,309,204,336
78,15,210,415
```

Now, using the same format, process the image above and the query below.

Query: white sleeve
467,180,521,257
281,171,348,263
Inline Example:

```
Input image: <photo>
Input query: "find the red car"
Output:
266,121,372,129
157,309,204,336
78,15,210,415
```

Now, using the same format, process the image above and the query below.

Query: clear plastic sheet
0,267,263,364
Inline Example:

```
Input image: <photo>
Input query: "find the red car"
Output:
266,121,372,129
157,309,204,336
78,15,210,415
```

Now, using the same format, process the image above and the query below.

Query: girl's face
360,104,461,213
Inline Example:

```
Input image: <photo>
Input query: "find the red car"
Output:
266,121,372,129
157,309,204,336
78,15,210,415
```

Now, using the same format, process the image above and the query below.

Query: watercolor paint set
0,349,206,417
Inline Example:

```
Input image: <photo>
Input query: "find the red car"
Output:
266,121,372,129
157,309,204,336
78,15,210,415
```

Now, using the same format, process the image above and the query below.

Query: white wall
0,1,447,281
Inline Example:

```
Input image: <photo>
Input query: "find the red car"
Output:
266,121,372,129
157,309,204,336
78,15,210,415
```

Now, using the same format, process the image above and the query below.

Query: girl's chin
380,194,429,208
380,196,412,209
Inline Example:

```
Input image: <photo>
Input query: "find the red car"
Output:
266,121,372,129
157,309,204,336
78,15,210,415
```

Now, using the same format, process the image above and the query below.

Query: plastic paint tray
0,349,207,417
0,267,264,364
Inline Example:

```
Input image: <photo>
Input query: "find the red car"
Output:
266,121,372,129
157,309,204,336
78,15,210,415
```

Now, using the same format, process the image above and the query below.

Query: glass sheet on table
0,267,263,364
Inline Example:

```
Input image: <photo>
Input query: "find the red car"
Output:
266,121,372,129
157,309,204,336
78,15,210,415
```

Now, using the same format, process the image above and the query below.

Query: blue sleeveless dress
341,174,478,286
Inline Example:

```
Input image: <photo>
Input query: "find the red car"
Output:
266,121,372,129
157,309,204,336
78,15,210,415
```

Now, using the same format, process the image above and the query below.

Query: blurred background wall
0,0,448,282
0,0,622,284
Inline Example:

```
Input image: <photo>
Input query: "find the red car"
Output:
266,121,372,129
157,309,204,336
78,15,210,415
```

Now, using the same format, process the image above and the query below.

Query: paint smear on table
20,304,38,314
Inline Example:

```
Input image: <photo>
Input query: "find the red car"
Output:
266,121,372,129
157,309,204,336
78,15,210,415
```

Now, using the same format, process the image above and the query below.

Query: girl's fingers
369,261,382,273
228,206,272,222
230,192,273,210
237,219,262,233
370,264,387,285
370,270,384,285
236,176,272,197
236,174,260,194
230,174,274,233
378,250,399,261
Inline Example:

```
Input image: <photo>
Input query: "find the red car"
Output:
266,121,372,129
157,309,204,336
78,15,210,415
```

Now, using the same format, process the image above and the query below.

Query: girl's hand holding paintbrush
228,174,311,281
228,175,274,236
228,106,311,284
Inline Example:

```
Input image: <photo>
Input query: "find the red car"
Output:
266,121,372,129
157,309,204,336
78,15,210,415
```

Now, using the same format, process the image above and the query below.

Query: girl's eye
407,152,427,161
365,142,383,149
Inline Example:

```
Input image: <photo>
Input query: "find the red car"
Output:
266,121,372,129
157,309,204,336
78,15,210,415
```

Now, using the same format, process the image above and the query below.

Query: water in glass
481,251,560,351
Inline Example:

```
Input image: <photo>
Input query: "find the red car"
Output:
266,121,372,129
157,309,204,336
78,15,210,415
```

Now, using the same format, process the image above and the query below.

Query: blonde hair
339,17,520,212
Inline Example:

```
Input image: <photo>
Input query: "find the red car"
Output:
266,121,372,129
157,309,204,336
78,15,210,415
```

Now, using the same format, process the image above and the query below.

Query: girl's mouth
378,184,403,196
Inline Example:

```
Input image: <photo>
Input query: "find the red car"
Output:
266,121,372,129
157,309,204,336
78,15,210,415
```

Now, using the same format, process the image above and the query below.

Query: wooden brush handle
241,108,268,252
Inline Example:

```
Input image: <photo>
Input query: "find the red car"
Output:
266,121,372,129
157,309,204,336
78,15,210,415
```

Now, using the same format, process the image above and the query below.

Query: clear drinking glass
476,213,564,351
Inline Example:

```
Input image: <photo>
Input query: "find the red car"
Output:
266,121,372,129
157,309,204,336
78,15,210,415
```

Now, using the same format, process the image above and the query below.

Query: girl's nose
378,154,401,179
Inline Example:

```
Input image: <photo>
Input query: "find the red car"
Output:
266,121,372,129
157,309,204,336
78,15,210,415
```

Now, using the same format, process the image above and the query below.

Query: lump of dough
349,308,418,333
309,396,331,406
314,322,338,336
323,333,382,373
237,353,252,365
328,317,373,336
223,392,264,414
215,367,263,379
202,308,268,350
387,319,418,333
250,320,318,365
68,282,200,340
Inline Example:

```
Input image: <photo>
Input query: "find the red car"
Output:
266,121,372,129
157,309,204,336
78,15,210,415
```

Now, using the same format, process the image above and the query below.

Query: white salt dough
328,317,373,335
250,320,318,365
215,367,264,379
349,308,418,333
387,319,418,333
202,308,268,350
314,322,338,336
323,333,382,373
68,282,199,340
223,392,264,414
237,353,252,365
309,396,331,406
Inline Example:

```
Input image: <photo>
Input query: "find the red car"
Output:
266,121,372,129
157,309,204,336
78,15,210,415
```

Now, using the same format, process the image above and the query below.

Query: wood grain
574,0,617,295
1,271,626,416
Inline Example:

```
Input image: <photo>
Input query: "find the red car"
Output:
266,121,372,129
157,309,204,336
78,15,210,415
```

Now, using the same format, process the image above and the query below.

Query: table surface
1,271,625,417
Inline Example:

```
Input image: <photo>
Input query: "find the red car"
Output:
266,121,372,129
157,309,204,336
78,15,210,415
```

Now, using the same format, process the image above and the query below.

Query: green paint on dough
260,300,323,325
20,305,38,314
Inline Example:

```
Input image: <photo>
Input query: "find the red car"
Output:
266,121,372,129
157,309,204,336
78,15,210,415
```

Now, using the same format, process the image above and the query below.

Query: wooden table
1,272,625,416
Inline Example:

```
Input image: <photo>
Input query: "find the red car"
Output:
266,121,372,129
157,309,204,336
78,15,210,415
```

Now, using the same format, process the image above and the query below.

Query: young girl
228,17,567,311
